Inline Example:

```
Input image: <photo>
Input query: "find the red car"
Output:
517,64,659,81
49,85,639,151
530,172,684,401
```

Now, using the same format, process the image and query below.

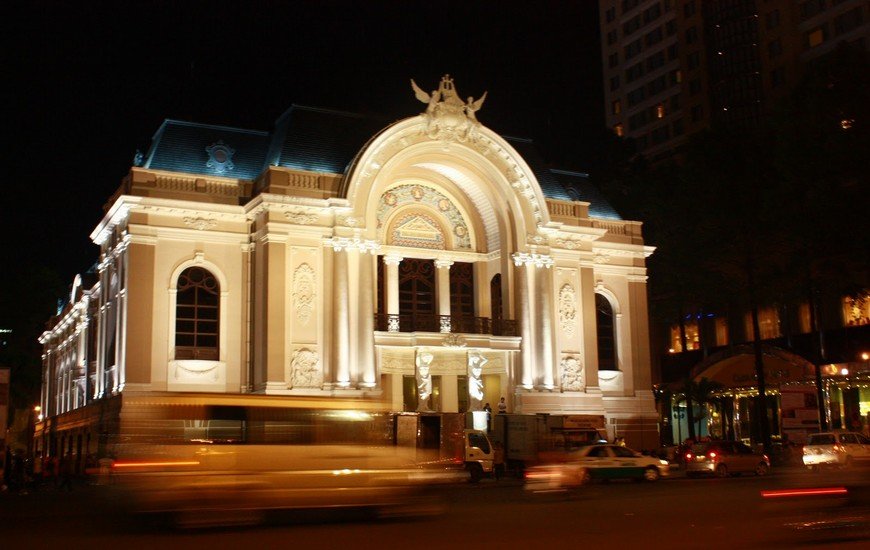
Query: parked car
567,444,669,482
684,440,770,478
802,431,870,470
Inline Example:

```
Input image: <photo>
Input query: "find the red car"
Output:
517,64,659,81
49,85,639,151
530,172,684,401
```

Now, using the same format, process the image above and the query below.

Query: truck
395,412,494,482
490,413,606,473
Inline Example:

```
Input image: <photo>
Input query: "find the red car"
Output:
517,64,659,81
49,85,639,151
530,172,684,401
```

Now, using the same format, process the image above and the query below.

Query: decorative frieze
284,210,319,225
183,217,218,231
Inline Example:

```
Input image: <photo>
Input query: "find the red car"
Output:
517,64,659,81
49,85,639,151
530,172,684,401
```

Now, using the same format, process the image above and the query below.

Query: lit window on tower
614,124,624,137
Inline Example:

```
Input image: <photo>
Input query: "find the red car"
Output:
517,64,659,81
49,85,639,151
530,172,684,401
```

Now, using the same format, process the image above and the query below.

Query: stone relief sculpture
559,284,577,337
289,348,322,389
411,75,487,143
467,350,487,411
292,263,316,325
560,355,584,391
284,210,319,225
415,351,434,412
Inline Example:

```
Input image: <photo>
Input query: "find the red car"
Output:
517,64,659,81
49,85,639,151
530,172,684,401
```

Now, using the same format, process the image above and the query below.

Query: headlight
659,460,669,466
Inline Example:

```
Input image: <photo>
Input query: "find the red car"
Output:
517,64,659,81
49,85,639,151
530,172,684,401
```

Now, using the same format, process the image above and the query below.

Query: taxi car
568,444,669,482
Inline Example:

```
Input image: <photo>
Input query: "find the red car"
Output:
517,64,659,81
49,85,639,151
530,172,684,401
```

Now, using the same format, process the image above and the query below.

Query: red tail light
708,451,717,459
685,452,693,460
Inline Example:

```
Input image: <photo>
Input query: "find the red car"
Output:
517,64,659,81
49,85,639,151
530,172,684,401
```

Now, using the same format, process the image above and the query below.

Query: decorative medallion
411,75,487,144
559,284,577,337
289,348,321,388
560,356,584,391
292,263,316,325
442,333,467,348
205,140,235,174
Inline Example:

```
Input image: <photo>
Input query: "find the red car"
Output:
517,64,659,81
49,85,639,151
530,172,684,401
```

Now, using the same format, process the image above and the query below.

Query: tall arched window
175,267,220,360
596,293,618,371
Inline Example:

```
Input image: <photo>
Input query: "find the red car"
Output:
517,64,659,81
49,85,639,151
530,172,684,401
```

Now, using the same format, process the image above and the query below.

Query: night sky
3,1,602,315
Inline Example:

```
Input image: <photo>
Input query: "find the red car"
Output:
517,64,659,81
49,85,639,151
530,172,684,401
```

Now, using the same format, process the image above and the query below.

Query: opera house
37,76,658,460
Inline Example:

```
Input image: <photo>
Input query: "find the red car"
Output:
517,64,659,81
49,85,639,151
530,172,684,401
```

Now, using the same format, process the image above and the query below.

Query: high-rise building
599,0,869,161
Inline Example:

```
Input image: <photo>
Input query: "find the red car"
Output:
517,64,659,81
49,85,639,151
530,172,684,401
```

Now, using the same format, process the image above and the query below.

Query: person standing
58,456,73,492
497,396,507,414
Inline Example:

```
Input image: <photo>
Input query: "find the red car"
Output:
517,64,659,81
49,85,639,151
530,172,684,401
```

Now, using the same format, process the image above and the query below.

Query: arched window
175,267,220,360
596,293,618,371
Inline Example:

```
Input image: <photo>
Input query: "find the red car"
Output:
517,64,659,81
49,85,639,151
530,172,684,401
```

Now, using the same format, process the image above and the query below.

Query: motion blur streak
761,487,848,498
113,461,201,468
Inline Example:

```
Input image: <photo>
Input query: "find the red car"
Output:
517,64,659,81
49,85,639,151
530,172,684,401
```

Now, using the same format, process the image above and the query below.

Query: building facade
36,77,658,463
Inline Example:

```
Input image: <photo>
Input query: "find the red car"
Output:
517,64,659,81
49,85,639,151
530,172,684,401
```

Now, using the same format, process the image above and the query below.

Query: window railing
374,313,518,337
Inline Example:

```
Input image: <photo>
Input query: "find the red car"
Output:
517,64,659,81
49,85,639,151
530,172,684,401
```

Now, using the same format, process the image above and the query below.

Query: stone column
534,262,555,389
435,259,453,332
332,248,351,387
383,254,402,332
580,267,600,393
515,260,534,389
357,250,376,387
118,244,129,392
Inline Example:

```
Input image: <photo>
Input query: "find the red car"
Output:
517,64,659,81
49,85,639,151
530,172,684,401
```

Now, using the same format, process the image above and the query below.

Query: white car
803,431,870,470
569,444,669,482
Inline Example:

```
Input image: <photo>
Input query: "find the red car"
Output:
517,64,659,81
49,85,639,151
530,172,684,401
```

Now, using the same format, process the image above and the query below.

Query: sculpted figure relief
467,350,487,411
560,356,584,392
411,75,488,143
416,351,434,412
290,348,322,389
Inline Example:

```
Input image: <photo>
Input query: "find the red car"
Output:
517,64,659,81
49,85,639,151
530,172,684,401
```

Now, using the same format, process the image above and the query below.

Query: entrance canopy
689,345,815,389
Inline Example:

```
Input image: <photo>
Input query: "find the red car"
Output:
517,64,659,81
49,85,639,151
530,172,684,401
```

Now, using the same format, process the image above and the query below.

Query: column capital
324,236,380,254
512,252,554,268
434,258,454,269
383,253,403,266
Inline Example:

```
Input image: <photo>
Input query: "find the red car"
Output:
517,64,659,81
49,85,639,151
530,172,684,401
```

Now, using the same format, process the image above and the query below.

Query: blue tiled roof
270,106,393,174
140,108,614,217
549,169,622,220
144,120,270,180
504,137,573,201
